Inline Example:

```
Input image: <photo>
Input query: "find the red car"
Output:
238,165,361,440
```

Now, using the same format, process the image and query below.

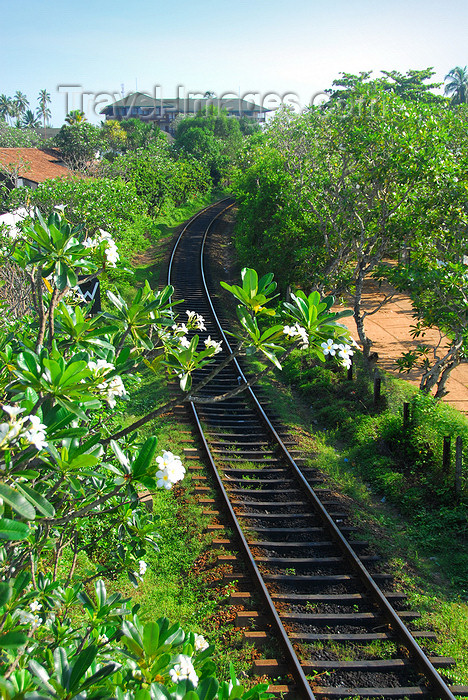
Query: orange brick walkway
339,279,468,414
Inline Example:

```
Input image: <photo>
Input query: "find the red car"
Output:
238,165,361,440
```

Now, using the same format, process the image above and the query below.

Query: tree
65,109,87,124
235,88,462,363
54,122,104,170
0,121,43,147
326,68,445,105
101,118,127,155
119,117,164,150
444,65,468,105
384,259,468,398
36,88,51,135
13,90,29,117
0,94,12,123
21,108,40,129
174,111,242,184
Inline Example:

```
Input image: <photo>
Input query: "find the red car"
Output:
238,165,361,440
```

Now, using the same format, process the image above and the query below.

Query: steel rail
197,213,458,700
166,200,461,698
168,200,316,698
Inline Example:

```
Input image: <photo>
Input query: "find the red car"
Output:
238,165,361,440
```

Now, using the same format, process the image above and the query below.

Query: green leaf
143,621,160,656
198,677,219,700
54,647,70,689
15,483,55,517
134,691,151,700
0,518,29,541
0,582,11,606
69,645,97,691
29,660,55,693
0,484,35,520
0,630,27,648
132,436,158,479
241,268,258,298
95,579,107,607
79,663,119,692
180,373,192,392
149,683,173,700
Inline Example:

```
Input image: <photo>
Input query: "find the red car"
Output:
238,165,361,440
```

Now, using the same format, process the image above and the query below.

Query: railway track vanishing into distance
166,200,468,699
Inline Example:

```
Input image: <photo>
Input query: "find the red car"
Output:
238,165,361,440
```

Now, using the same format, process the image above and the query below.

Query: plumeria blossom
337,343,354,369
98,229,119,266
156,451,186,489
179,336,191,349
283,323,309,349
23,416,48,450
82,229,119,267
0,207,29,240
88,361,128,407
0,406,48,451
105,376,127,408
138,560,147,576
156,470,173,489
321,339,339,356
204,336,222,354
186,310,206,331
194,634,209,652
169,656,198,687
172,322,188,335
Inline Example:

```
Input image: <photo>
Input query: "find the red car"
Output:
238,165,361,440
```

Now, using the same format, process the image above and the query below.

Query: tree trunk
353,264,372,360
420,338,463,398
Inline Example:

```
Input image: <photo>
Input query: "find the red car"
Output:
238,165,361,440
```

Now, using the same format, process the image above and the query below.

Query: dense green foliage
174,111,244,184
102,147,211,215
10,177,149,264
278,352,468,583
233,76,468,393
0,122,44,147
0,198,350,698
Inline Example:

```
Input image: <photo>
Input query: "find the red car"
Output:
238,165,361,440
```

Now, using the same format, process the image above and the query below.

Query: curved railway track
167,200,467,700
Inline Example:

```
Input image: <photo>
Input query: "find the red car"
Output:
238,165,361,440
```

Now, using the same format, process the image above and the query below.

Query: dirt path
339,278,468,414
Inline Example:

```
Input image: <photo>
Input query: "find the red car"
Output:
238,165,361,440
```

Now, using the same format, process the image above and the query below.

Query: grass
245,353,468,688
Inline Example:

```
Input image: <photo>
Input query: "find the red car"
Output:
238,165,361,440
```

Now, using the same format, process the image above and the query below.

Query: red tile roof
0,148,73,184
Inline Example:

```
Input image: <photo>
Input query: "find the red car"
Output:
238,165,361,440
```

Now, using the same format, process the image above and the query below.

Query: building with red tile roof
0,148,73,189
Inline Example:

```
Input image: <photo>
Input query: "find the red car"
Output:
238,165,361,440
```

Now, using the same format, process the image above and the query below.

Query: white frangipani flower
88,361,127,407
194,634,209,652
3,405,25,419
23,415,48,450
338,343,354,369
204,336,222,354
138,560,148,576
105,376,127,407
283,323,309,348
156,451,186,489
169,656,198,686
156,470,173,489
321,339,339,356
186,310,206,331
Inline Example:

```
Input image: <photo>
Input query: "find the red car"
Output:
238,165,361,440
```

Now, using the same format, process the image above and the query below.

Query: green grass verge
248,352,468,686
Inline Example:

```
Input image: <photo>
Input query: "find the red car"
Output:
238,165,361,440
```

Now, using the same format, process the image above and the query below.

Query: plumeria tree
0,208,352,698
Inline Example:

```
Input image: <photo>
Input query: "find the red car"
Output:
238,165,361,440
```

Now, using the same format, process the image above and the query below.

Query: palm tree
22,109,41,129
37,89,51,136
13,91,29,117
444,66,468,105
65,109,86,125
0,94,12,122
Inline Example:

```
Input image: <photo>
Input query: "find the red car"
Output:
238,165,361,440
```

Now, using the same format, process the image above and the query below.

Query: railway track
167,200,468,699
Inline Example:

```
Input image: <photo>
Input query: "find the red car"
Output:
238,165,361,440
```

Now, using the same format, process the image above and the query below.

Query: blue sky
1,0,467,125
